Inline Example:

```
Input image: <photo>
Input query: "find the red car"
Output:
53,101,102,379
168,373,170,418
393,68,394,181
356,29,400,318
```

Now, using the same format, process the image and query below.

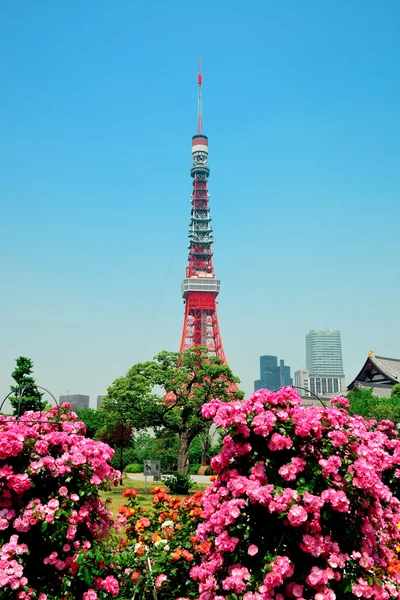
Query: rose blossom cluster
118,486,207,600
191,388,400,599
0,404,121,597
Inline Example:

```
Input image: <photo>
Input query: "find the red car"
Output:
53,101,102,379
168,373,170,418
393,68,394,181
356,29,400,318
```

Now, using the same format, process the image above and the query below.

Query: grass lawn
100,477,209,517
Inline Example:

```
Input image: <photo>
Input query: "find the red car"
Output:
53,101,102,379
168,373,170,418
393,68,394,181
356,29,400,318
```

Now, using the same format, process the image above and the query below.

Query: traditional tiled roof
348,354,400,390
372,356,400,381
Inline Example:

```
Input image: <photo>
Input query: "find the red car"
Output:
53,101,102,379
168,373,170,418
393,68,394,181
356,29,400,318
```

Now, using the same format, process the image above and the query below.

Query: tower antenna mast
178,58,234,371
197,56,202,134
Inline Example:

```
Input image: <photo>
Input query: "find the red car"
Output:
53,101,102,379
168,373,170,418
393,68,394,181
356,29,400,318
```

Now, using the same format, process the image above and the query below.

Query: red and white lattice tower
179,60,227,363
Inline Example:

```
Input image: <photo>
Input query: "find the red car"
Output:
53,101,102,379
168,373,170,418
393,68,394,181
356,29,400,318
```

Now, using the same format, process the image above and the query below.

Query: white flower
161,520,174,530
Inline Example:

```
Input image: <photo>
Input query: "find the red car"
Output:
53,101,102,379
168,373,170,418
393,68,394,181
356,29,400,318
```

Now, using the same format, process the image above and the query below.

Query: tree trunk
177,431,191,474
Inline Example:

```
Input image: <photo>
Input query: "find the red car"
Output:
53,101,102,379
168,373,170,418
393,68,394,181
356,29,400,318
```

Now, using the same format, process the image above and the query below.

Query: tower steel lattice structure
179,62,227,364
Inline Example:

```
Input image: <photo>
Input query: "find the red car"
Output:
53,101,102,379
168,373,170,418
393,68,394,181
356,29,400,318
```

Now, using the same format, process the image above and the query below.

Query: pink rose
287,504,308,527
248,544,259,556
155,574,167,589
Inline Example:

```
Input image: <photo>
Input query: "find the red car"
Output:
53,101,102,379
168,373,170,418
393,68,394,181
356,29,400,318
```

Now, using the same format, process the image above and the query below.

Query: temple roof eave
347,355,400,390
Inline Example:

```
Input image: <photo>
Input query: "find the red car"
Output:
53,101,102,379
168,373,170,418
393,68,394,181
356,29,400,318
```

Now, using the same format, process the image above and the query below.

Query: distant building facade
294,369,311,396
59,394,89,410
97,395,105,409
254,355,293,392
298,371,345,396
347,352,400,398
304,329,345,396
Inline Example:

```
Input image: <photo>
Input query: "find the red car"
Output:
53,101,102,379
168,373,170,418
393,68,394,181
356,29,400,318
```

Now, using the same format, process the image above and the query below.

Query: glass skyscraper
254,355,293,392
305,330,345,396
306,330,344,377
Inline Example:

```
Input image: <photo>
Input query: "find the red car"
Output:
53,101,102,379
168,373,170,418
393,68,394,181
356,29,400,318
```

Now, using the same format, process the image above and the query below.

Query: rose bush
119,485,207,599
191,388,400,600
0,404,125,599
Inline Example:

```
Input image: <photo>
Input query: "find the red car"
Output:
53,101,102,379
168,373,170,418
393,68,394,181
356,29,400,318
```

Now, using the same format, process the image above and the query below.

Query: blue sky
1,0,399,407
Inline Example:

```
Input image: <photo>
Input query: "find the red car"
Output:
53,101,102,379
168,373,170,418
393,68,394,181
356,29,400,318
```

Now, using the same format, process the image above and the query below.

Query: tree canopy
75,408,105,438
347,386,400,425
9,356,45,416
103,347,243,473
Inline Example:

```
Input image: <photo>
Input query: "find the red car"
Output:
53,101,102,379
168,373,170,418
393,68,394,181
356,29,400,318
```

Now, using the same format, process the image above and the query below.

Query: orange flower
135,516,151,532
131,571,141,582
118,506,130,516
388,560,400,575
182,549,194,562
171,551,182,561
200,541,211,554
122,488,137,498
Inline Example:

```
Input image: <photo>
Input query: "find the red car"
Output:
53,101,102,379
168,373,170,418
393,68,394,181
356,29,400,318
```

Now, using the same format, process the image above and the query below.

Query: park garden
2,351,400,599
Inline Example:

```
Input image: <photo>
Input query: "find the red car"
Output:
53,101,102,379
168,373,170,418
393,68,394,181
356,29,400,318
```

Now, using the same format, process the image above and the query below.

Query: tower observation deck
179,64,227,363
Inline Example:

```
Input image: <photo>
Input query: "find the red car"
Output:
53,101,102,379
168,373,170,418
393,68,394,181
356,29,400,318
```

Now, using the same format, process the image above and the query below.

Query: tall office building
254,355,293,392
59,394,89,410
306,330,344,377
97,395,105,409
305,329,345,395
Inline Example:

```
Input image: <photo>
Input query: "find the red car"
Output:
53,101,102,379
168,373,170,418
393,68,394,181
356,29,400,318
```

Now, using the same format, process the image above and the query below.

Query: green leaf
82,567,92,585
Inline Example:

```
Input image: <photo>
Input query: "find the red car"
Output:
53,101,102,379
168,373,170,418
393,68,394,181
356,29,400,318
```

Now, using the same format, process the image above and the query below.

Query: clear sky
1,0,399,408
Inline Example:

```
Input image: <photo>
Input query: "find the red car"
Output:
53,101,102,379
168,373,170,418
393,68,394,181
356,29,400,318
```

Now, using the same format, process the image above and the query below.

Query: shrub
0,404,124,598
189,463,201,475
119,486,206,598
163,472,194,495
192,388,400,599
124,462,143,473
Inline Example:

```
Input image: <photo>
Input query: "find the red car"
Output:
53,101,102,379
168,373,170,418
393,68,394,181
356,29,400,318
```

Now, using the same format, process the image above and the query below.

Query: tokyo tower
179,60,227,364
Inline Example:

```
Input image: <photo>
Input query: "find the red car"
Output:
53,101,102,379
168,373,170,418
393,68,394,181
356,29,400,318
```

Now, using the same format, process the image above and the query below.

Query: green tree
103,346,243,474
131,431,179,471
189,430,213,466
75,408,105,438
131,432,156,462
189,435,203,464
99,422,133,447
347,386,400,425
98,422,134,483
9,356,45,416
152,429,180,471
347,387,380,418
